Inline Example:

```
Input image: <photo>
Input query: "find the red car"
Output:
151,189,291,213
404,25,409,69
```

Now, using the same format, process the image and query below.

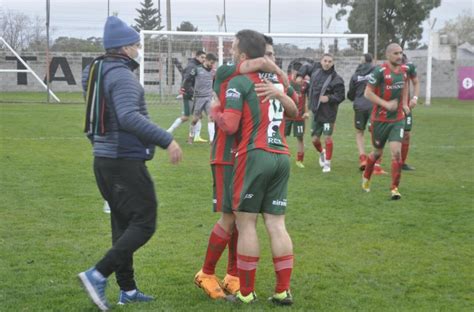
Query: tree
440,14,474,45
0,10,47,51
133,0,164,31
176,21,198,32
51,37,103,52
325,0,441,57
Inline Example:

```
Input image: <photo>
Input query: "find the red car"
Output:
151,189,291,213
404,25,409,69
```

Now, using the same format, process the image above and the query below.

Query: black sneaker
402,163,416,171
269,289,293,306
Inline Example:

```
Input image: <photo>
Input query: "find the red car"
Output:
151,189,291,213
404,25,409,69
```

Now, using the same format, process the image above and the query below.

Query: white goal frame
138,30,369,87
0,37,60,102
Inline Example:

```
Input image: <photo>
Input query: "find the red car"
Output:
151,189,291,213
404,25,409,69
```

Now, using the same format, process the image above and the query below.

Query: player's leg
355,109,368,170
167,96,191,133
262,153,293,305
388,120,405,199
311,120,325,167
363,121,387,191
322,123,334,173
402,112,415,170
204,97,215,143
195,164,232,299
294,120,305,168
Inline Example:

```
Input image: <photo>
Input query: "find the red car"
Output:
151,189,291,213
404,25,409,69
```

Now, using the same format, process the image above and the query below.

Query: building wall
0,52,472,98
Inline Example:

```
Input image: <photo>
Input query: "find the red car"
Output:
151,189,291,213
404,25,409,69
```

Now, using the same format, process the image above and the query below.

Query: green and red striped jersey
210,63,242,165
224,72,290,156
286,79,308,121
368,63,408,123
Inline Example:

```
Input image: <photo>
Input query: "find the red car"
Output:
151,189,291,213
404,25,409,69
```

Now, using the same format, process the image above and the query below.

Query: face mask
133,48,143,65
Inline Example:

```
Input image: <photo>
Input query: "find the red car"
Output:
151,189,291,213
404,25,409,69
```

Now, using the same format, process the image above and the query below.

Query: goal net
140,30,368,105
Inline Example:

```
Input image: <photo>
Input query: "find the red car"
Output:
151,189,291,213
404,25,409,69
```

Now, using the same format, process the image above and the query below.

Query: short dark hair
195,50,206,57
263,35,273,46
321,53,334,60
235,29,266,59
206,53,217,61
363,53,373,63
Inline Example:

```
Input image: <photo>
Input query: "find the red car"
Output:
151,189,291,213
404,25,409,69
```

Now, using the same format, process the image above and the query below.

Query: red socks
402,132,410,164
297,152,304,162
312,140,322,153
391,159,402,189
237,254,259,296
364,153,377,179
273,255,294,293
325,138,333,160
227,226,238,276
202,223,231,275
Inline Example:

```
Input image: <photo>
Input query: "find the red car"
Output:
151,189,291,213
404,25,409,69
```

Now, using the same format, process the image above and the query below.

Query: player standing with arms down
212,29,298,305
194,35,290,299
362,43,410,200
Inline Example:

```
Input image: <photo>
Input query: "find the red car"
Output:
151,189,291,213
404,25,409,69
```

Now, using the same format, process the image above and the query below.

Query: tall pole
166,0,172,94
374,0,378,60
224,0,227,32
46,0,50,103
268,0,271,33
107,0,110,17
320,0,324,53
425,18,436,106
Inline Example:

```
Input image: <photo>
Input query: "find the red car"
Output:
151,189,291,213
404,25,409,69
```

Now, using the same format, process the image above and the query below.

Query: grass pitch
0,93,473,311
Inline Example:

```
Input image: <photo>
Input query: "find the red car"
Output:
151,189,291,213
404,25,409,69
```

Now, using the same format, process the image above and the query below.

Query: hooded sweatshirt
347,63,374,111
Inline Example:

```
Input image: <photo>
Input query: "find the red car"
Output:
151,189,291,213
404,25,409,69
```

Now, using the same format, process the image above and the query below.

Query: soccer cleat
194,136,208,143
103,201,111,214
373,165,387,175
194,270,226,299
362,175,371,192
269,290,293,306
359,154,367,171
402,163,416,171
78,267,109,311
295,161,305,169
118,289,153,305
318,149,326,167
391,188,402,200
322,160,331,173
222,274,240,295
225,291,257,304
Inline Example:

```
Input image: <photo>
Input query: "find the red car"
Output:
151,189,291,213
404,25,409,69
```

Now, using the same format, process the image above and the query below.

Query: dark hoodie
297,62,345,123
347,63,374,111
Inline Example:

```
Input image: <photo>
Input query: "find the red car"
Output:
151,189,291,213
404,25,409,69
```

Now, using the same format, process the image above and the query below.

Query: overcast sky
2,0,473,44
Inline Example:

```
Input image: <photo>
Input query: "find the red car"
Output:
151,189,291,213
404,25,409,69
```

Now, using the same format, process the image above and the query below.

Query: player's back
225,72,289,156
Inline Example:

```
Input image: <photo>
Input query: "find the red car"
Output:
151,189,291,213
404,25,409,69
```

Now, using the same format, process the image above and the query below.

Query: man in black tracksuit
347,53,375,171
296,53,345,173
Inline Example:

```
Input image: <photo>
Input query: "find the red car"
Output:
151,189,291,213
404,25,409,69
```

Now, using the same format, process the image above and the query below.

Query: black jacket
181,58,201,96
297,62,345,123
347,63,374,111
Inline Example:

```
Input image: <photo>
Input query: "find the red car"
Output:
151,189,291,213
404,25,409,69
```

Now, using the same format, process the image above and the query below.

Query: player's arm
211,77,244,135
402,79,410,115
254,79,298,118
324,76,345,105
409,76,420,108
347,75,356,101
364,67,397,111
239,56,289,88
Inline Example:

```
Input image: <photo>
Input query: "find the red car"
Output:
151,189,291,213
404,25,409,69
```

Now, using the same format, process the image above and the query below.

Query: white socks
208,122,215,142
193,120,202,139
167,118,183,133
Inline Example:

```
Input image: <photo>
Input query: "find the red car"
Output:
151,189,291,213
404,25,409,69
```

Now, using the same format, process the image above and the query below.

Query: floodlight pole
268,0,271,33
374,0,378,60
46,0,51,103
107,0,110,17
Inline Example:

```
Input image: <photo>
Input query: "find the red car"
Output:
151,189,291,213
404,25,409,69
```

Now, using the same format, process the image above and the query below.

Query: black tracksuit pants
93,157,157,291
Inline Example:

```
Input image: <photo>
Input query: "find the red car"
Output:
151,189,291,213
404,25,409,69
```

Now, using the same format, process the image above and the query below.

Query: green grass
1,94,473,311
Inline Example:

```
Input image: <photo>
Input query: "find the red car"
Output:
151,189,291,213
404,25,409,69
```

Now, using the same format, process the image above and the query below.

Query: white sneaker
319,149,326,167
103,201,111,214
322,160,331,173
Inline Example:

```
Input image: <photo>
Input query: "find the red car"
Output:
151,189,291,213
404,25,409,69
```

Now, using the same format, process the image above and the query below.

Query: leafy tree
176,21,198,32
440,14,474,45
133,0,163,31
325,0,441,57
51,37,103,52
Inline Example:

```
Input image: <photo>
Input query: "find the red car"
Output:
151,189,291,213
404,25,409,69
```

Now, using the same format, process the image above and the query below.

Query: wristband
412,96,418,101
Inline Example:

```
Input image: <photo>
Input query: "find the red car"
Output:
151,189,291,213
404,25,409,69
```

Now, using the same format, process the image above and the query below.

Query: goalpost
139,30,368,104
0,37,60,102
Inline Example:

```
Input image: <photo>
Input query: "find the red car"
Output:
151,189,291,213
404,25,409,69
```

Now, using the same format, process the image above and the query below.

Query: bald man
362,43,410,200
